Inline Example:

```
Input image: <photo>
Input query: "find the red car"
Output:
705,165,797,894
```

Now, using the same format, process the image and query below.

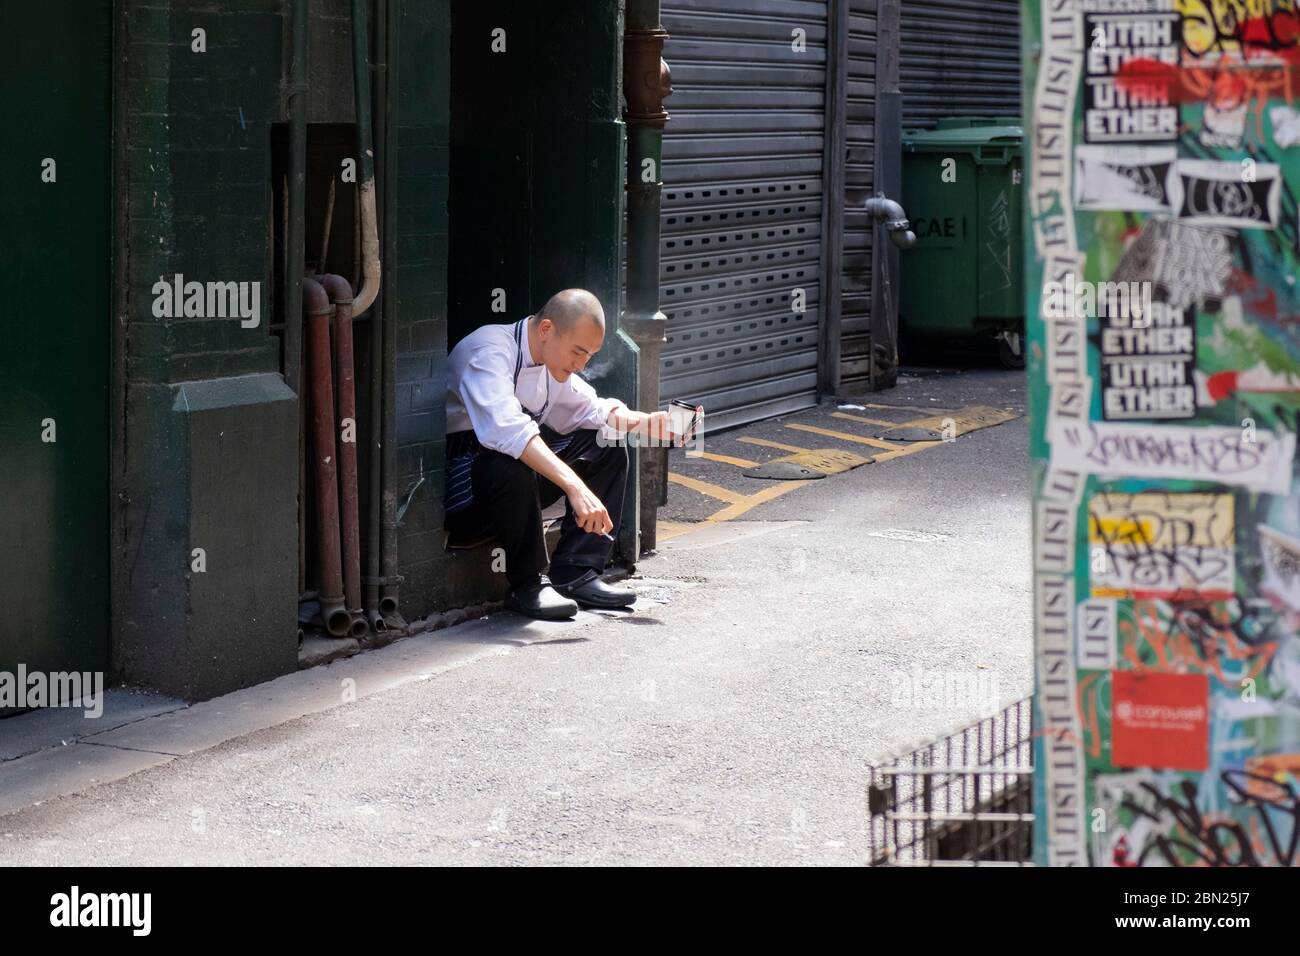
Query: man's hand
566,481,613,535
519,436,613,536
607,407,682,445
642,410,675,443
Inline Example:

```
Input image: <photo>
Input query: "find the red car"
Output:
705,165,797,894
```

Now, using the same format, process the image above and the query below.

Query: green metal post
622,0,671,553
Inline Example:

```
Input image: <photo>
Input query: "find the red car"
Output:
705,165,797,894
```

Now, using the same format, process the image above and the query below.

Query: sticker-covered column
1027,0,1300,867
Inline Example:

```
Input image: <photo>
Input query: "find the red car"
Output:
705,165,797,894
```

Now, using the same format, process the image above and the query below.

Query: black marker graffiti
1089,492,1232,591
1069,422,1267,476
1121,771,1300,867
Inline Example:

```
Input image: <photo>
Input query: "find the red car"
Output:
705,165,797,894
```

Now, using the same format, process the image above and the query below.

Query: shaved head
528,289,606,382
534,288,605,335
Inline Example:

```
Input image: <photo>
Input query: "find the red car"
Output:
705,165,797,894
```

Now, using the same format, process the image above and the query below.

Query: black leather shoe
553,569,636,609
505,580,578,620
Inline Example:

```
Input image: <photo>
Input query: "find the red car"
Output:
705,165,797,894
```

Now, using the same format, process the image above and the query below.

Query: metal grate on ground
865,696,1034,866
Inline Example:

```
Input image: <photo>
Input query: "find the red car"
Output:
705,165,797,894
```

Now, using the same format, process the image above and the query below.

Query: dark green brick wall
122,0,284,387
391,0,452,618
116,0,308,698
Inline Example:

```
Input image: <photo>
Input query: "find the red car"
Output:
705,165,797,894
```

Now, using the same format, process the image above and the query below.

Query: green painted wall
115,0,299,699
389,0,453,618
0,0,113,690
122,0,283,384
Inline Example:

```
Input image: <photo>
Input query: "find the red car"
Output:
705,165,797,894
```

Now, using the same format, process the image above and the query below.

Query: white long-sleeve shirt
445,318,626,459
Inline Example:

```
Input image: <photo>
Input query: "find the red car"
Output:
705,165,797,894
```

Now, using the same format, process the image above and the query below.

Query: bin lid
934,117,1007,130
902,124,1023,152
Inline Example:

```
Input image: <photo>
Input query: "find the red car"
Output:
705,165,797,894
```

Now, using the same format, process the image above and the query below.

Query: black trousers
445,428,629,590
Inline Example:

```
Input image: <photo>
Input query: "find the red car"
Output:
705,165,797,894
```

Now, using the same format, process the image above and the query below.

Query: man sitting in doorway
444,288,677,620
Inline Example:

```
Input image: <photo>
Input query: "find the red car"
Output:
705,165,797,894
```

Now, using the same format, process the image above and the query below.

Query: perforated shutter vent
659,0,829,431
900,0,1021,130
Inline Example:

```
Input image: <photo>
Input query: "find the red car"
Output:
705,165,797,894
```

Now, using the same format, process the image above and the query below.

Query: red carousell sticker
1111,671,1209,771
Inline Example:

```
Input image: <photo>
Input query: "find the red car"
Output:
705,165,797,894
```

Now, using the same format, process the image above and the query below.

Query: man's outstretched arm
519,435,613,536
605,405,676,442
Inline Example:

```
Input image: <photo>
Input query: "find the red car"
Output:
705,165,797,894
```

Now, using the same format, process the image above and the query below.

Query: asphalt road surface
1,367,1031,865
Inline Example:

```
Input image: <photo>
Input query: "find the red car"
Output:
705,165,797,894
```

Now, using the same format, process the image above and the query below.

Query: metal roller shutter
660,0,829,431
837,0,878,391
899,0,1021,130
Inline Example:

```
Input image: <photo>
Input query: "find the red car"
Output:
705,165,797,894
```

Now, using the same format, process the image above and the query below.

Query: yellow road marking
656,520,696,542
863,402,957,415
837,408,992,432
661,479,810,543
765,448,872,474
784,422,903,450
738,436,811,454
702,480,810,522
871,440,944,463
666,472,748,504
663,411,961,544
894,405,1019,436
697,450,759,468
831,412,906,428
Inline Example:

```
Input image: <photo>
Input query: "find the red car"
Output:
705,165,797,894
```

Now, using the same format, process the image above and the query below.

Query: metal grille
866,696,1034,866
659,0,829,431
836,0,878,392
899,0,1021,131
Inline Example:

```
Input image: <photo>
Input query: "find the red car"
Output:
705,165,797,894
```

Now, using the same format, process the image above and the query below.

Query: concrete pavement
0,366,1031,865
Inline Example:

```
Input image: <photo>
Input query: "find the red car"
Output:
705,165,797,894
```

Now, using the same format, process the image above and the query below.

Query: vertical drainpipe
350,0,382,321
622,0,672,554
378,0,400,622
286,0,309,599
304,277,352,638
869,0,903,390
348,0,396,625
366,0,388,633
285,0,308,395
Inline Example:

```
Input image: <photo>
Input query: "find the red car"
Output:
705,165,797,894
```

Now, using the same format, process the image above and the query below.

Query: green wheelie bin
899,118,1024,367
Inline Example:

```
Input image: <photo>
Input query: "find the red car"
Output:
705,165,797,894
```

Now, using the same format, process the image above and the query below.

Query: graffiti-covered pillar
1027,0,1300,866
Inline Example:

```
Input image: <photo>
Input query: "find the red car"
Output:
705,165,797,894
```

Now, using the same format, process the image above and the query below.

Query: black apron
444,319,572,515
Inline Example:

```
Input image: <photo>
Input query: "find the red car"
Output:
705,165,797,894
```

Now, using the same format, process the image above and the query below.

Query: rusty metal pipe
318,273,365,639
304,277,350,638
349,610,368,638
